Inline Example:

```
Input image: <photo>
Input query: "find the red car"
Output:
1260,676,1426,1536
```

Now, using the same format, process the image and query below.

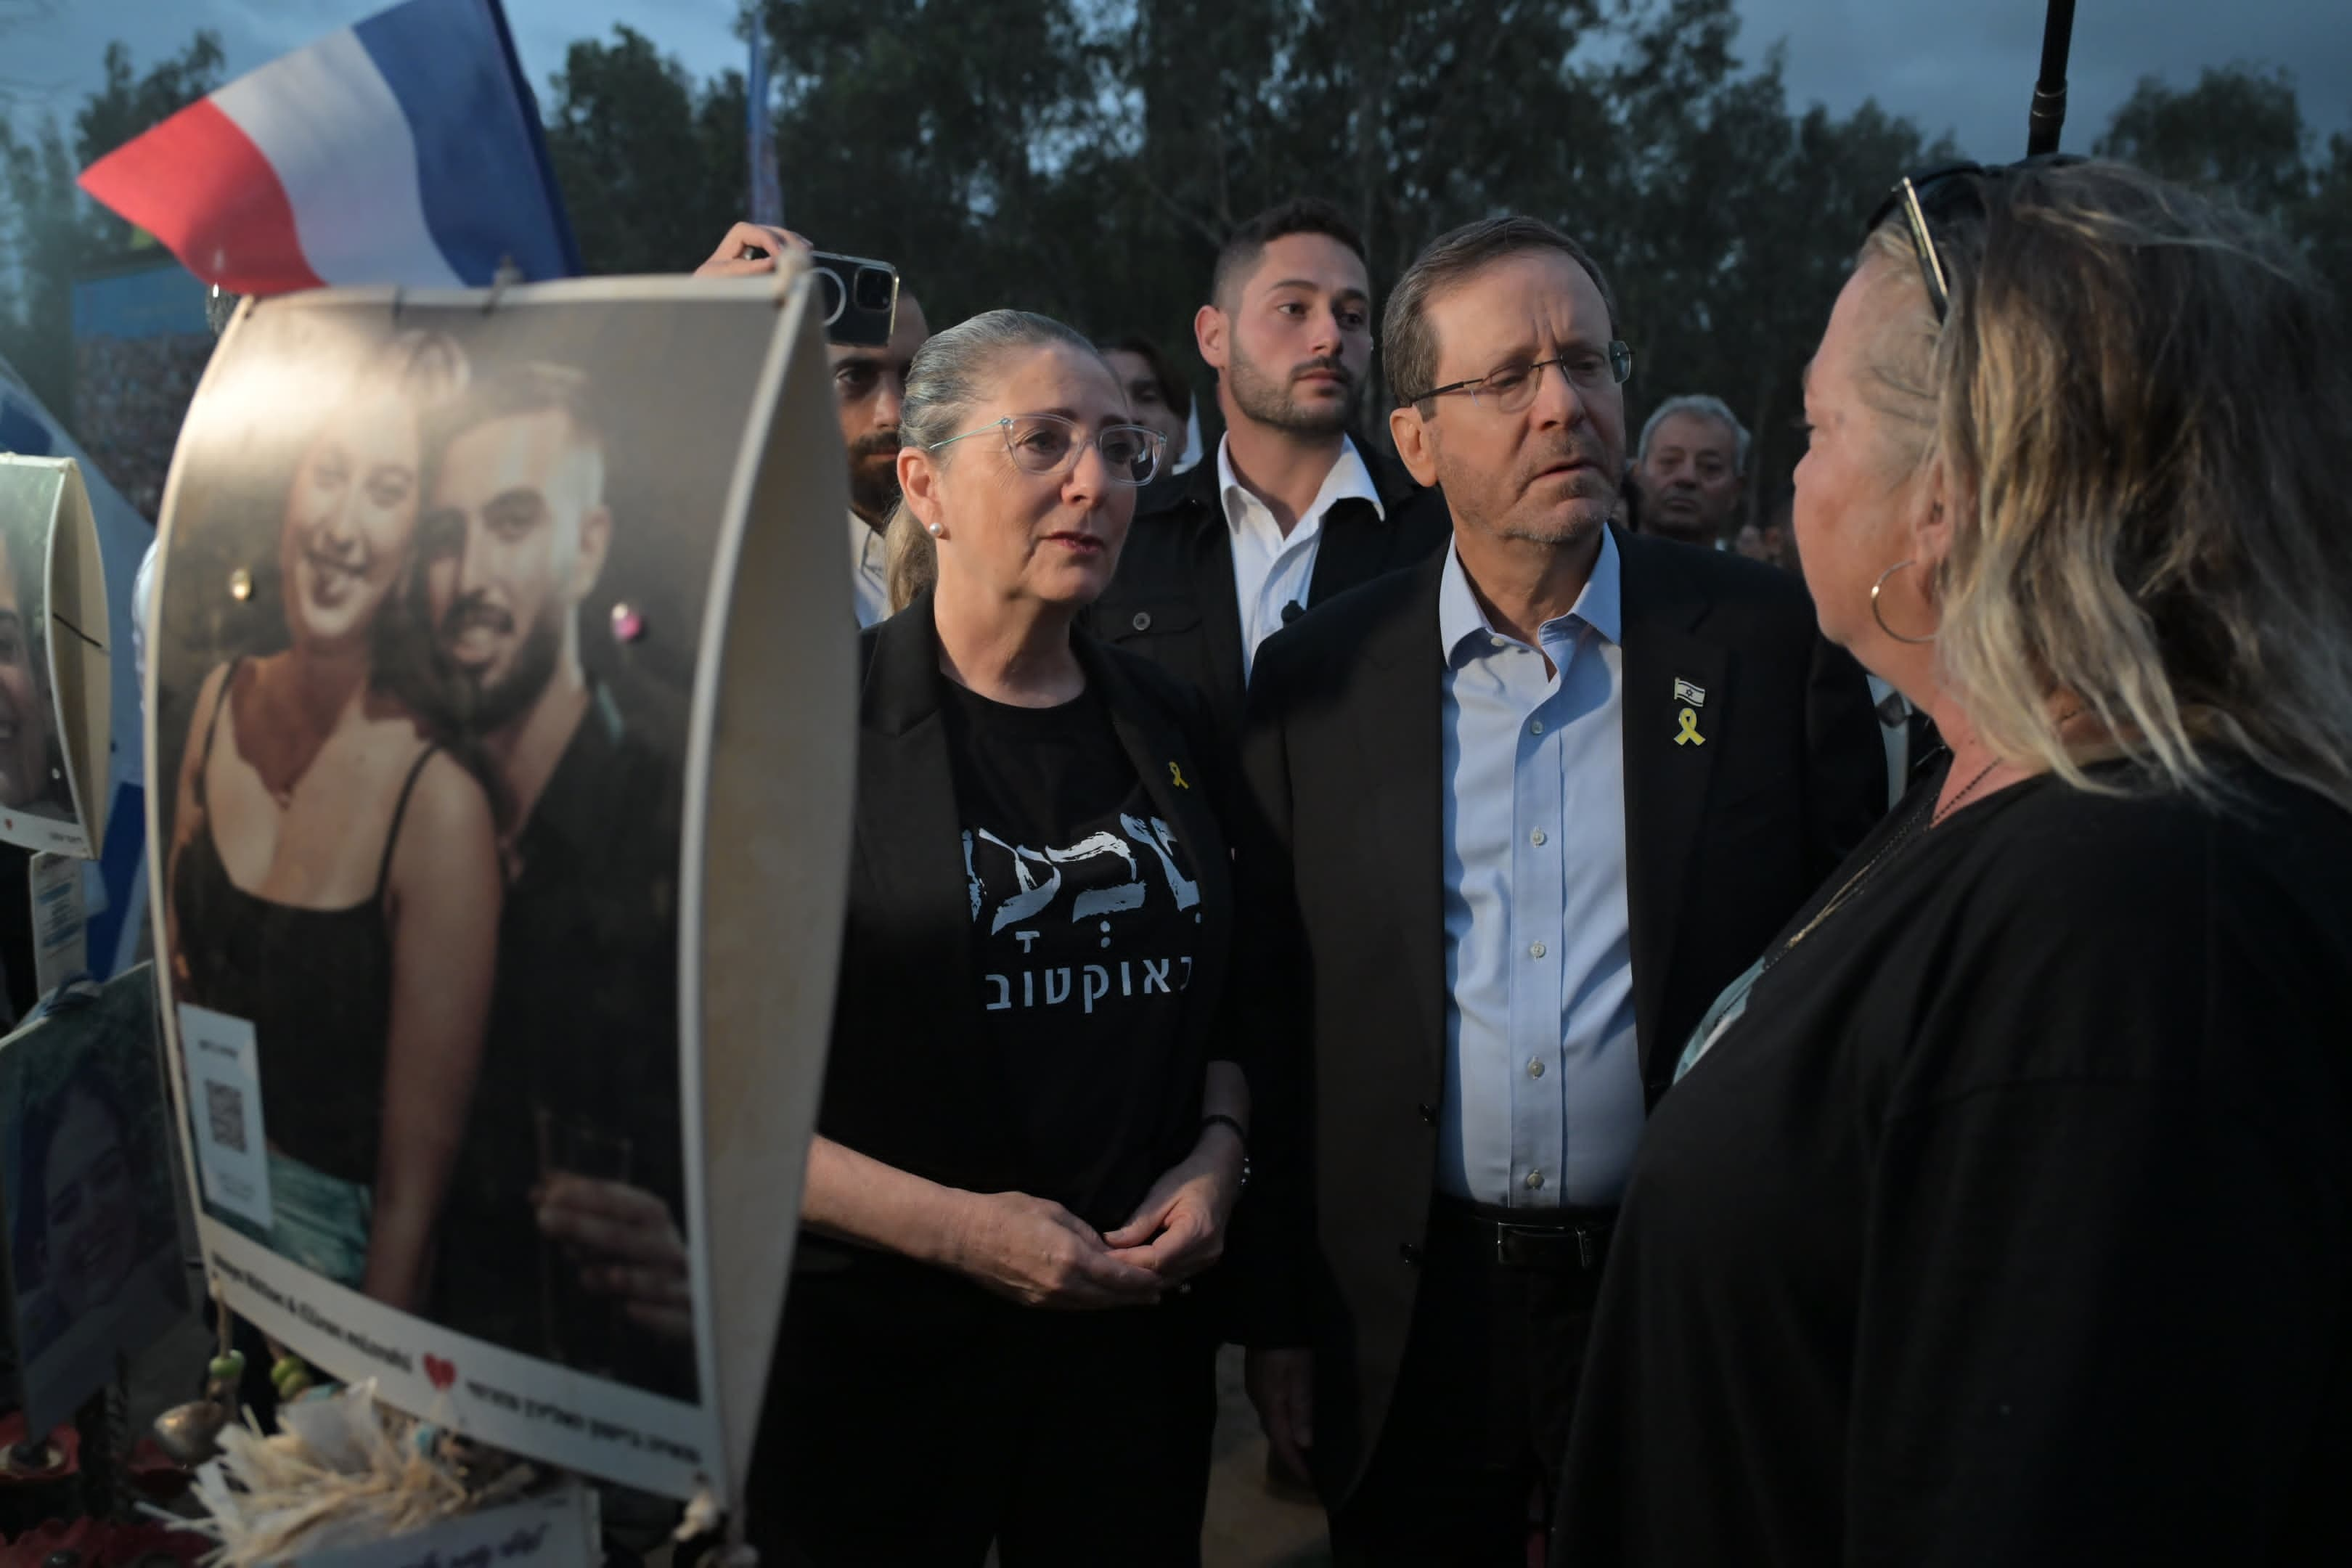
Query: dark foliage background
2,1,2346,522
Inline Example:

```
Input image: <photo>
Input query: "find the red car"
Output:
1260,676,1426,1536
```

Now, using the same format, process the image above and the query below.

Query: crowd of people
704,154,2352,1567
74,331,213,520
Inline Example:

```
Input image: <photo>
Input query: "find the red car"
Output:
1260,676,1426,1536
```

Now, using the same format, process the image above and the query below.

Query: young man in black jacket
1090,198,1449,738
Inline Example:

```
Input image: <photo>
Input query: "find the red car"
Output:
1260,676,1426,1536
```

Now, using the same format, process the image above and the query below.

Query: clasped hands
948,1124,1246,1310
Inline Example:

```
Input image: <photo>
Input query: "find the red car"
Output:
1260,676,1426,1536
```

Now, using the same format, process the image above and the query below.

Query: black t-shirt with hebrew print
936,675,1202,1233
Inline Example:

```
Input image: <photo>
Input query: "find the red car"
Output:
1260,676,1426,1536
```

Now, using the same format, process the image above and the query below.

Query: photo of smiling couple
152,295,761,1404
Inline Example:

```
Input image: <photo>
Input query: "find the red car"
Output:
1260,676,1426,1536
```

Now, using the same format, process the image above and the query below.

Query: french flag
78,0,579,295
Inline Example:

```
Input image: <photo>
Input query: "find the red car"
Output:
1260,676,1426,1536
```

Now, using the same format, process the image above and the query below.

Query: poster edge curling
679,266,857,1519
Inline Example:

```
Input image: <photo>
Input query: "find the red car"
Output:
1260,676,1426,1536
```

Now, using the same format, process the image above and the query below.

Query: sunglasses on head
1865,154,2086,324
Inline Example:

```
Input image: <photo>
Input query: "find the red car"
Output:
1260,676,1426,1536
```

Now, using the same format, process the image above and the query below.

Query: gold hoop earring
1871,559,1937,645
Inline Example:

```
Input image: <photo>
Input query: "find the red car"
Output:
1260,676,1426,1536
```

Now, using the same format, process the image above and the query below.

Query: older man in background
1630,393,1747,548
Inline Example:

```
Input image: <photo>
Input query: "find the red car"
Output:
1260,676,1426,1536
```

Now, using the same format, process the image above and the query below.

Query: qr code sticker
205,1081,248,1154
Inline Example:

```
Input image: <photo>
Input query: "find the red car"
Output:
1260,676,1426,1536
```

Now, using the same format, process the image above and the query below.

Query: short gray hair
883,309,1104,611
1384,216,1620,409
1638,394,1749,473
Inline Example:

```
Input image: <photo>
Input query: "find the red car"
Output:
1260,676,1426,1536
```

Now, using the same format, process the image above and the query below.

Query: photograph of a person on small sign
0,460,86,831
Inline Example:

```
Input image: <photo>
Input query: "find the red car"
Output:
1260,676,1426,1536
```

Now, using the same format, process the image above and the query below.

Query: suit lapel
1357,556,1450,1080
1304,497,1383,607
1187,499,1248,714
1614,529,1726,1085
854,595,1019,1145
1305,441,1426,608
1085,636,1235,1042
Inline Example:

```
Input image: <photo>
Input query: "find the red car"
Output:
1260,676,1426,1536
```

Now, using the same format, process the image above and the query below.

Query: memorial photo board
2,349,187,983
0,963,189,1434
0,454,111,857
146,272,856,1505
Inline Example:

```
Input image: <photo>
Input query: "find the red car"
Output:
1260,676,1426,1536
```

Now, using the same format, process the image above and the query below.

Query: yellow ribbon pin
1169,761,1191,789
1674,706,1706,746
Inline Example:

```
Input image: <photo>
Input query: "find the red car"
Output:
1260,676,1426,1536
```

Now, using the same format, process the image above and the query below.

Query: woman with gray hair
751,310,1249,1564
1556,160,2352,1564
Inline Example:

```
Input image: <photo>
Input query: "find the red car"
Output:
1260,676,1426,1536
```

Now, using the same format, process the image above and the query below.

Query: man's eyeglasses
1866,155,2085,325
928,413,1165,486
1405,343,1634,414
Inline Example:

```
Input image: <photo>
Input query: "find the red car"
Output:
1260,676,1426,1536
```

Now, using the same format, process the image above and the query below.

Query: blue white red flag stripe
83,100,319,295
79,0,577,296
215,29,465,288
354,0,578,280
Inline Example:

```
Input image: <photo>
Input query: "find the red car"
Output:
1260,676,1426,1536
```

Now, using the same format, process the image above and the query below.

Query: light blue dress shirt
1437,532,1646,1209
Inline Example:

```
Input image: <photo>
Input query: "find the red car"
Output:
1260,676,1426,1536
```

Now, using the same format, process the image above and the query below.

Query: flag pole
747,17,783,228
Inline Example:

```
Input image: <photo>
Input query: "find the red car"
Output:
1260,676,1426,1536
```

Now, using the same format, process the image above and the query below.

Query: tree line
3,0,2348,518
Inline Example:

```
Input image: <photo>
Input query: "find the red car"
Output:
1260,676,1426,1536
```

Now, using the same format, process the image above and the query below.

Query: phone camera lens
852,266,895,314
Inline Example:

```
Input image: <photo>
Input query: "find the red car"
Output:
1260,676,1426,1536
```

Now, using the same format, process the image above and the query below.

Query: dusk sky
4,1,2348,168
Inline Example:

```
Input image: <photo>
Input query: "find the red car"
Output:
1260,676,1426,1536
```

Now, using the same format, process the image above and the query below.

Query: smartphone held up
809,250,898,346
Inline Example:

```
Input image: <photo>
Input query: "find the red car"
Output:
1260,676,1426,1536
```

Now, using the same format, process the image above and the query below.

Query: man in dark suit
1090,197,1449,737
1228,216,1886,1562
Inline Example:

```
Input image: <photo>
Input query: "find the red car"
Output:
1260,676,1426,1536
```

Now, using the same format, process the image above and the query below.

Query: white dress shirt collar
1217,433,1387,679
1215,431,1386,534
849,510,891,629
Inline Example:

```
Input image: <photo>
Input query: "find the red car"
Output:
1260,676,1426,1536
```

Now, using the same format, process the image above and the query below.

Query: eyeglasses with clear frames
927,414,1166,486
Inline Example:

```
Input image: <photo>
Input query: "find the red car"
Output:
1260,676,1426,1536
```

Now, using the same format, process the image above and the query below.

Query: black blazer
1223,527,1886,1503
1087,438,1453,740
794,589,1238,1297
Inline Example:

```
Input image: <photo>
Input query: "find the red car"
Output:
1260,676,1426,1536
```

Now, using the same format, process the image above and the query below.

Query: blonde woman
168,332,502,1311
1557,160,2352,1564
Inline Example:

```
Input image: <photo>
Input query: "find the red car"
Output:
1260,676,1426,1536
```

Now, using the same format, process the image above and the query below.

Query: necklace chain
1929,756,2004,828
1771,793,1931,963
1773,706,2084,964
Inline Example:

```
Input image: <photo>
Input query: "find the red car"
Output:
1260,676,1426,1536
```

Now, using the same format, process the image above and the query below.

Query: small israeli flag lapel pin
1674,679,1707,746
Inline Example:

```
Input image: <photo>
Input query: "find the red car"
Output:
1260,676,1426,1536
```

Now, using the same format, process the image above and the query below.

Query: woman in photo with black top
1553,160,2352,1566
166,330,502,1310
749,309,1246,1566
